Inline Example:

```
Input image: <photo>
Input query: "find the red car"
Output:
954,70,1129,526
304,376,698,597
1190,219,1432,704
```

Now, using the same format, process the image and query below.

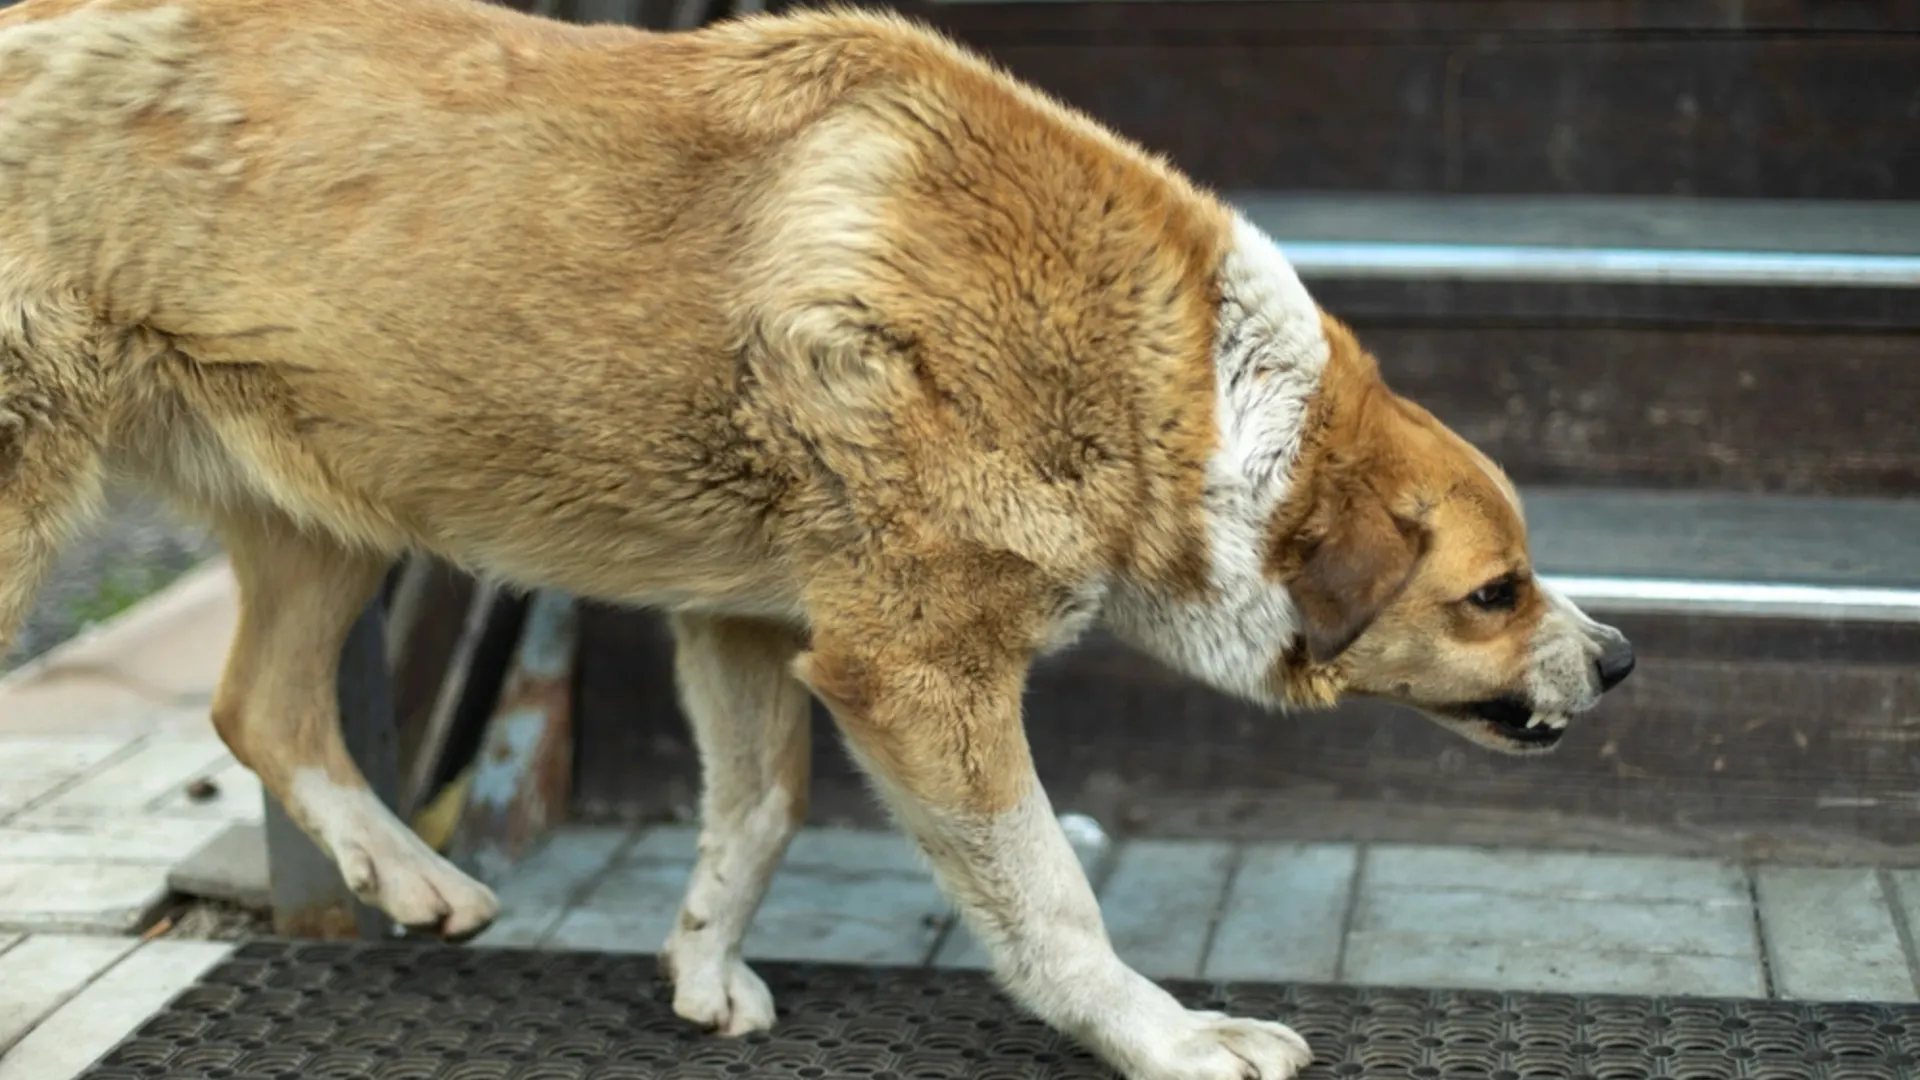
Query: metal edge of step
1544,574,1920,625
1519,488,1920,624
1230,193,1920,288
1271,242,1920,288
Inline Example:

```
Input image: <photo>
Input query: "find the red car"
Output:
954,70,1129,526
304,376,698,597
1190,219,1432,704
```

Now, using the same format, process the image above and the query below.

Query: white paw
1131,1011,1314,1080
295,770,499,939
334,830,499,939
665,946,777,1036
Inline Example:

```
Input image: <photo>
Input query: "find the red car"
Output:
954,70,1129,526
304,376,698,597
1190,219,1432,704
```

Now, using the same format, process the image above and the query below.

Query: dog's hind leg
0,290,114,660
211,509,499,939
661,613,811,1036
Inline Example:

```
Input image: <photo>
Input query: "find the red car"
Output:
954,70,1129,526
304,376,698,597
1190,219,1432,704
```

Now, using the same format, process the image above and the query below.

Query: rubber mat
76,939,1920,1080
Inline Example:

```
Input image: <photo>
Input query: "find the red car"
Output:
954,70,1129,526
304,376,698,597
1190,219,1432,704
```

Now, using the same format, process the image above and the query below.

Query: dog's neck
1099,215,1333,708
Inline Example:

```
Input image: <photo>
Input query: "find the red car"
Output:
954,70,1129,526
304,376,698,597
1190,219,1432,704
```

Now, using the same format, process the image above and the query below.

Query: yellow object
412,764,474,852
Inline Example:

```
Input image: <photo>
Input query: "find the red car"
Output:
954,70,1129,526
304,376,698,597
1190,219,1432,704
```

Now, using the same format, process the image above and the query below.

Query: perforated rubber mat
76,939,1920,1079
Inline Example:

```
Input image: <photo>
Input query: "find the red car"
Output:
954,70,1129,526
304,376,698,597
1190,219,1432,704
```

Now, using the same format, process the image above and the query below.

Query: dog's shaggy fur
0,0,1633,1075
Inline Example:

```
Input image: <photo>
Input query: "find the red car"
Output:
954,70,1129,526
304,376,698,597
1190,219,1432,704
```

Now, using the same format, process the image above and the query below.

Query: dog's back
0,0,888,617
0,0,1225,626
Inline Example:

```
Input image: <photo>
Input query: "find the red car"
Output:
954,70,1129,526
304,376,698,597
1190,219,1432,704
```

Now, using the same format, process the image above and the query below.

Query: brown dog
0,0,1633,1075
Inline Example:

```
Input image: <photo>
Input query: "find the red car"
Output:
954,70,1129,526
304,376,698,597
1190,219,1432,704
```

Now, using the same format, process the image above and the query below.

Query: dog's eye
1467,577,1519,611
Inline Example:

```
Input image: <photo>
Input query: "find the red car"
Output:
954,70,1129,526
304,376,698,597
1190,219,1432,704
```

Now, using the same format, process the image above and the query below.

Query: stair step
1526,489,1920,591
1224,195,1920,496
918,0,1920,33
900,0,1920,200
1238,193,1920,326
572,487,1920,862
1528,489,1920,625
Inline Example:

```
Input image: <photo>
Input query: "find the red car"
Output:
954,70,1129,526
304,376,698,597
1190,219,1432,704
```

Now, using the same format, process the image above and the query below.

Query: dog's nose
1596,639,1636,691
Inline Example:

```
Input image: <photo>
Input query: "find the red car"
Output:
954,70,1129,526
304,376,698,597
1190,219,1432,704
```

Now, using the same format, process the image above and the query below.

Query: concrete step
1247,192,1920,327
887,0,1920,201
573,487,1920,865
1230,194,1920,497
1016,488,1920,864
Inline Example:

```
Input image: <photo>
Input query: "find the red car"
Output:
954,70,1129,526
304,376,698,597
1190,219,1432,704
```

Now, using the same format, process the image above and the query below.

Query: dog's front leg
797,634,1312,1080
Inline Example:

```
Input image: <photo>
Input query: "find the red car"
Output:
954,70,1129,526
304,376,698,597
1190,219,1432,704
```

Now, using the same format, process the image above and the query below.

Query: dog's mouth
1458,696,1566,750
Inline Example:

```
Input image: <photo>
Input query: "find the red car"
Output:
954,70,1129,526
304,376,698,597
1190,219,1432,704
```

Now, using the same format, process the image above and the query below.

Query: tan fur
1264,315,1552,725
0,0,1626,1074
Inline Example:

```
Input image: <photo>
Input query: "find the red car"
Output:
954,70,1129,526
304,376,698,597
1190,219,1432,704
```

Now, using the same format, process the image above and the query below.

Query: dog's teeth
1526,715,1543,729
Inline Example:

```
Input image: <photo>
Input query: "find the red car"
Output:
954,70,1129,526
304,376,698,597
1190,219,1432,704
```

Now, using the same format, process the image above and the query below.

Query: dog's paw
335,834,499,940
297,771,499,940
666,950,777,1036
1129,1011,1313,1080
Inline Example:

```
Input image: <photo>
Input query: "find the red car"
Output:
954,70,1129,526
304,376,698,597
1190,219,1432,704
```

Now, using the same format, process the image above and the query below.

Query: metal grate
78,939,1920,1079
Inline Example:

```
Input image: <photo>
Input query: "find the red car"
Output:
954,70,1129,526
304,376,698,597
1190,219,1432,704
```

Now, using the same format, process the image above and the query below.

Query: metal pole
264,596,400,940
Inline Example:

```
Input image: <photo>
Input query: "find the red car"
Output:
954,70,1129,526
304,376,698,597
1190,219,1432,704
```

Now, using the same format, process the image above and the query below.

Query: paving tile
575,857,694,913
628,825,927,874
626,825,699,864
1204,843,1358,983
549,858,691,953
0,862,172,933
0,940,232,1080
0,738,138,819
577,830,947,966
145,759,262,821
546,908,681,954
1352,887,1757,959
489,827,636,909
0,679,162,737
0,738,134,783
1343,844,1759,998
167,822,268,908
1341,932,1765,997
0,814,228,866
0,934,141,1052
546,844,694,951
1098,840,1236,979
31,736,232,819
1757,867,1916,1002
744,866,947,966
1365,845,1748,903
149,704,220,736
1885,870,1920,988
784,828,926,875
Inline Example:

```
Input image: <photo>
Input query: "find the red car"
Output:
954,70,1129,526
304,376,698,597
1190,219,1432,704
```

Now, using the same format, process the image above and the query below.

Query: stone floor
0,562,261,939
471,823,1920,1005
7,562,1920,1079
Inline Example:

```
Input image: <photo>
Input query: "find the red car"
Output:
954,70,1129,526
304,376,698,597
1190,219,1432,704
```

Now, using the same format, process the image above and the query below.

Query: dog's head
1268,318,1635,753
1104,217,1632,754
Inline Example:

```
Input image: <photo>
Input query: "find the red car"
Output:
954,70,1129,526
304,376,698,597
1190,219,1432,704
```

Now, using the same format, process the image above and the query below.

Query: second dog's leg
212,511,499,938
663,613,811,1035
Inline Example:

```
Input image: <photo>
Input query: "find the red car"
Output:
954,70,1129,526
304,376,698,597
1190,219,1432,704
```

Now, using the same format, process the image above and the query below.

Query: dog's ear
1286,482,1423,664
